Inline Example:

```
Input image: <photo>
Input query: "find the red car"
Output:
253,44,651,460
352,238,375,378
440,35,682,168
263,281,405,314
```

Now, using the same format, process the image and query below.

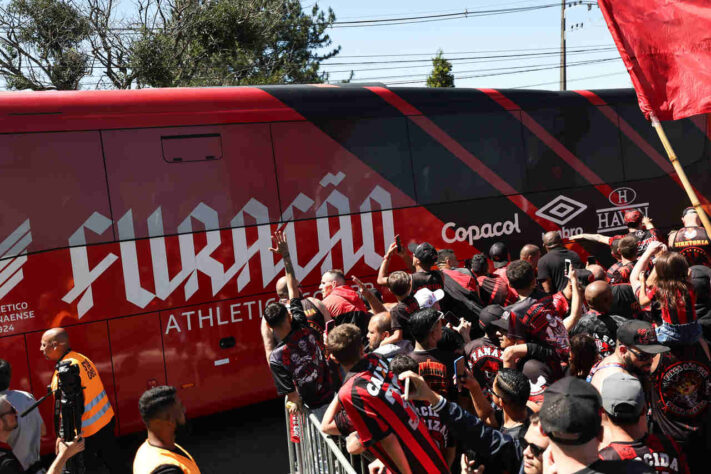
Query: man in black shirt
538,231,583,293
383,271,419,344
465,305,505,393
570,281,626,357
689,264,711,343
407,308,456,400
539,377,653,474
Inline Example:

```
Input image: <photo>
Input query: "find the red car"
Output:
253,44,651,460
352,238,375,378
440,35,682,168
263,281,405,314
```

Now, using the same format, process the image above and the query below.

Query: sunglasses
521,439,546,457
628,346,653,361
0,406,17,417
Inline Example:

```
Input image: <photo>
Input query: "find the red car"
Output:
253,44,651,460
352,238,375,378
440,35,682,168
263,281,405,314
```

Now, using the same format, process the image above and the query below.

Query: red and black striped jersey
477,274,518,307
607,261,635,284
598,434,689,474
643,287,697,325
337,353,449,474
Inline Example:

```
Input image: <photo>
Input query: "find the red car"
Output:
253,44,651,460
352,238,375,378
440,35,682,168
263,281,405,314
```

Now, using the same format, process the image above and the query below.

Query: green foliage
0,0,90,89
0,0,340,89
426,50,454,88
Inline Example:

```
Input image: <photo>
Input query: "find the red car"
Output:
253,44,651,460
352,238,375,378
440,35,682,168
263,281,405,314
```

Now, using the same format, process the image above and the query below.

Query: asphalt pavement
116,397,290,473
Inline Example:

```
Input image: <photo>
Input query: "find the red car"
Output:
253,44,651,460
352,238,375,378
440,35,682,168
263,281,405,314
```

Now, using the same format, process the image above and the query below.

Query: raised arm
376,242,398,285
631,241,666,295
353,276,387,314
564,269,584,332
270,230,299,300
570,233,612,245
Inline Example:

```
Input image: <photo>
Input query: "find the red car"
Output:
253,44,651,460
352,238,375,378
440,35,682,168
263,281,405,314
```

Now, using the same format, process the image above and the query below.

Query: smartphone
396,235,402,253
564,258,572,277
586,255,598,265
443,311,459,325
325,320,335,334
454,356,466,390
404,377,411,400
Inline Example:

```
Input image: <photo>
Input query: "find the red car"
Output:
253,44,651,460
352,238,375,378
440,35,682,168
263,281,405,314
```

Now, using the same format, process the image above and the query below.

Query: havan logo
596,187,649,233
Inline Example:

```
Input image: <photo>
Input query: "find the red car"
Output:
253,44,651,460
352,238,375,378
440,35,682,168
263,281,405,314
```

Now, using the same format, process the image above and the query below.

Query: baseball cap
574,269,595,288
683,206,698,217
539,376,602,445
623,210,643,226
414,288,445,309
479,304,505,330
489,242,509,269
617,320,670,354
505,312,528,341
414,242,438,266
601,372,645,421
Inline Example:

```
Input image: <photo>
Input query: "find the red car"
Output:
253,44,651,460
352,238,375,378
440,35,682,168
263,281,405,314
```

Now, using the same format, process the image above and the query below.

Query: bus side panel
160,296,275,419
0,334,32,392
25,321,117,450
0,131,111,254
108,312,166,434
101,124,281,240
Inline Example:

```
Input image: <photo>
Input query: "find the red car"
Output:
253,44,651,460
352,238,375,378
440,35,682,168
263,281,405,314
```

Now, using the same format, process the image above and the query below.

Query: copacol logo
535,195,586,239
442,214,521,246
596,187,649,233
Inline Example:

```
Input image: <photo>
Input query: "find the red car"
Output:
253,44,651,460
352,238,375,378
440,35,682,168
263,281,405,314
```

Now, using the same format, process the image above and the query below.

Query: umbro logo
535,195,587,226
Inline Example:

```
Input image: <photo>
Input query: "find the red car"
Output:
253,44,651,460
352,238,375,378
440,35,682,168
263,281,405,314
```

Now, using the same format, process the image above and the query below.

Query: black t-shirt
0,446,22,474
573,459,654,474
611,284,646,320
520,358,554,405
464,337,503,392
408,348,457,400
411,270,444,293
390,296,420,342
649,342,711,444
690,265,711,341
598,433,688,474
537,246,583,292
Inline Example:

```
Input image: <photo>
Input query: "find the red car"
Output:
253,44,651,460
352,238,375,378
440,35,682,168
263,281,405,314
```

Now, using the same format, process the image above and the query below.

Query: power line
323,43,612,59
330,3,596,28
380,57,620,85
513,71,628,89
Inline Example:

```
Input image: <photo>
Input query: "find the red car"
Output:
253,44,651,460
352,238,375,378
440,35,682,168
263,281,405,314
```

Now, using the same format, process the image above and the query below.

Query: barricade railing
285,398,371,474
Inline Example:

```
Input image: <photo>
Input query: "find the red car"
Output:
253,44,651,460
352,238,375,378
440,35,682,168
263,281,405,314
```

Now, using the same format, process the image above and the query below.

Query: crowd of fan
261,207,711,474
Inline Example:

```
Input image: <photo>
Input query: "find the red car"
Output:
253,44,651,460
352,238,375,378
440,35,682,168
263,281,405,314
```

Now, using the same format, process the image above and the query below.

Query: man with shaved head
367,312,412,359
537,231,582,293
569,281,626,357
40,328,126,473
519,244,541,272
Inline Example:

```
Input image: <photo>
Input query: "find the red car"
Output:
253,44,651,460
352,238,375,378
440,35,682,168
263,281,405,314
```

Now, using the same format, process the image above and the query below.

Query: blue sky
314,0,632,90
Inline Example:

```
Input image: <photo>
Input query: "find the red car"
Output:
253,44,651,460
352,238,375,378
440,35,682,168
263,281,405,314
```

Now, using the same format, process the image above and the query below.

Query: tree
426,50,454,88
0,0,340,90
0,0,91,90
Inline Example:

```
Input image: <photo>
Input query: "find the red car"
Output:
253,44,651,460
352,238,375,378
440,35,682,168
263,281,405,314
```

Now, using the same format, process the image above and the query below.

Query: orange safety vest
133,440,201,474
51,351,114,437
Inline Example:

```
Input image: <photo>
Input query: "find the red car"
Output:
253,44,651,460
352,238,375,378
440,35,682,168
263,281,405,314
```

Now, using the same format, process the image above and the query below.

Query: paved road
116,398,290,473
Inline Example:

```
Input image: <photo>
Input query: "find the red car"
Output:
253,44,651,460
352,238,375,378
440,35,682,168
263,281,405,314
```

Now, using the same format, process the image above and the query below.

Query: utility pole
560,0,566,90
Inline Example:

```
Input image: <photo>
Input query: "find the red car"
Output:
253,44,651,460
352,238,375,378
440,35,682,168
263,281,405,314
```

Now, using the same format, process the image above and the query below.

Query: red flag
597,0,711,121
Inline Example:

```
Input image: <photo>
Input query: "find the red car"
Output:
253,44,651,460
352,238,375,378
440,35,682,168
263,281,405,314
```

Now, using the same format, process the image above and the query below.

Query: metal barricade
285,398,371,474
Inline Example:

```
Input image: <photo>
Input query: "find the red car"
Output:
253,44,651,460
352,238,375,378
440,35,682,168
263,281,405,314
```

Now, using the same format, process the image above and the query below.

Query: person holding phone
537,231,583,293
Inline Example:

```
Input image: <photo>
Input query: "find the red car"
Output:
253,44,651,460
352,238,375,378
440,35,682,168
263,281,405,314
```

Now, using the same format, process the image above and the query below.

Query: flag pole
650,113,711,237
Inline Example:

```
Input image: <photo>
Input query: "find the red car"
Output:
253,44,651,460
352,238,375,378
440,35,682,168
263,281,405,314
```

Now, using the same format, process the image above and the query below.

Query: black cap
414,242,438,267
575,269,595,288
489,242,509,269
479,304,505,330
617,320,670,354
540,377,602,446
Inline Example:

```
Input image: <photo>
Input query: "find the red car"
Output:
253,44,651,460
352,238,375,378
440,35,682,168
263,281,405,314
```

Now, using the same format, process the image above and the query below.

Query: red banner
598,0,711,121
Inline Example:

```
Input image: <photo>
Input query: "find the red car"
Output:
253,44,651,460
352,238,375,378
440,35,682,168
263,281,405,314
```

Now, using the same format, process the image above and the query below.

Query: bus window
102,124,280,240
271,118,415,220
616,103,708,181
409,111,527,205
523,106,624,192
0,131,111,253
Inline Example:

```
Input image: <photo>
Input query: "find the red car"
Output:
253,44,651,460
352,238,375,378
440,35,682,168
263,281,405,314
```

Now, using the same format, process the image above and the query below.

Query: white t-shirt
1,389,44,471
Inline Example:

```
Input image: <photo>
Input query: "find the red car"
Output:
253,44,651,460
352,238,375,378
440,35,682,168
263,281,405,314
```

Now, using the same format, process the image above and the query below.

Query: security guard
133,386,200,474
40,327,126,473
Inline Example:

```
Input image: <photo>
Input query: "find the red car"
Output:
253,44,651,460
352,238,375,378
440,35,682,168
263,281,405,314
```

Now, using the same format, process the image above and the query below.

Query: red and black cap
616,320,669,354
623,210,643,226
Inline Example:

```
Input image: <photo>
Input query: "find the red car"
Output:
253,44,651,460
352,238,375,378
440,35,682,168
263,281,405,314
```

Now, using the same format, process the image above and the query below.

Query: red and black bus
0,85,708,449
